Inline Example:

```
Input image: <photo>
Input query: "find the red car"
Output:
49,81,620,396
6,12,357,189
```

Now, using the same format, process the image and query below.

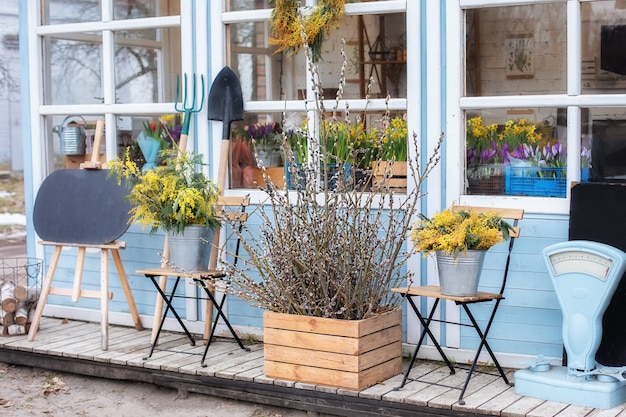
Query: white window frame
215,1,414,205
451,0,626,215
28,0,192,194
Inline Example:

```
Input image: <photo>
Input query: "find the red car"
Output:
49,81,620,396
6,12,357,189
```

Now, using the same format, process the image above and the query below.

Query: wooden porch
1,317,622,417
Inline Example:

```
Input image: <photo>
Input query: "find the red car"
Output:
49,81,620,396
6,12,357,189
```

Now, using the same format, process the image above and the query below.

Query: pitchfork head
175,73,205,135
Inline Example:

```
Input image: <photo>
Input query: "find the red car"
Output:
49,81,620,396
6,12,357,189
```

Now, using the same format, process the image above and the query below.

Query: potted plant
109,148,221,271
371,113,408,193
219,43,443,390
410,208,514,296
135,114,182,171
235,121,284,168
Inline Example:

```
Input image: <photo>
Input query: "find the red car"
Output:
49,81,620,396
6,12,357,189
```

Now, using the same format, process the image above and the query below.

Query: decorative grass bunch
411,208,514,258
379,114,408,162
109,148,221,234
219,37,443,320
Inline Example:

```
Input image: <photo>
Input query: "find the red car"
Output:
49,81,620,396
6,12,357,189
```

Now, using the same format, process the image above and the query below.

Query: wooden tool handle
81,119,104,169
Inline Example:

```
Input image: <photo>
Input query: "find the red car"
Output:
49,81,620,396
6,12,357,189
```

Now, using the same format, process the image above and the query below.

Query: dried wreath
269,0,346,62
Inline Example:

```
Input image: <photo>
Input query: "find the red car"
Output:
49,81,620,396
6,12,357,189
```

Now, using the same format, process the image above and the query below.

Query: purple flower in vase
480,148,496,164
467,148,477,164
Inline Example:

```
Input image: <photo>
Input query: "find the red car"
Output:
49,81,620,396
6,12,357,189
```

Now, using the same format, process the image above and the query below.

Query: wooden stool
27,240,143,350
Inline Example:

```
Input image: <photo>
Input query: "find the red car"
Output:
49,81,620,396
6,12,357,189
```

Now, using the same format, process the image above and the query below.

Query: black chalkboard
569,182,626,366
33,169,132,245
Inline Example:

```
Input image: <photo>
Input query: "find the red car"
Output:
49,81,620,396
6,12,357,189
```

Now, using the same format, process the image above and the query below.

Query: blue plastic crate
505,166,566,197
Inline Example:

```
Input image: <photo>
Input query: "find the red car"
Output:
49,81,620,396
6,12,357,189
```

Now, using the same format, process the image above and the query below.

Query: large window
34,0,182,173
222,1,408,191
460,1,626,210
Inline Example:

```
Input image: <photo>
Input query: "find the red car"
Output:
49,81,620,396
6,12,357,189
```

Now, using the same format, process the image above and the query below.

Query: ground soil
0,362,319,417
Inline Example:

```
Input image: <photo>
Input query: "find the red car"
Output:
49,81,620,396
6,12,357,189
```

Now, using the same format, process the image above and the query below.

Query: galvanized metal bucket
167,225,213,272
436,250,486,296
53,115,87,155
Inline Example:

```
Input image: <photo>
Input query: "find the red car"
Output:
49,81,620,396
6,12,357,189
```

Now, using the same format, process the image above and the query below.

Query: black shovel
208,66,244,191
205,66,244,335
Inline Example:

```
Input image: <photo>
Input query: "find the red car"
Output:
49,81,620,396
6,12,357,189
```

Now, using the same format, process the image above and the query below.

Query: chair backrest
452,205,523,238
452,205,524,294
208,195,250,270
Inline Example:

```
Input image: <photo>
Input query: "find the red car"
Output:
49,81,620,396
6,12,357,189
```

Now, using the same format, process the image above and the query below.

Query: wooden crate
252,166,285,188
263,309,402,391
372,161,407,193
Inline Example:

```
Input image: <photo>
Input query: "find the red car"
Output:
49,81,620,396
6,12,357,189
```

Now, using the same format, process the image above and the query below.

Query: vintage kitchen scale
514,240,626,409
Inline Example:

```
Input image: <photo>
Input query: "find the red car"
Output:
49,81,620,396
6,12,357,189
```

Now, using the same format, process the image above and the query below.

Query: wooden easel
27,120,143,350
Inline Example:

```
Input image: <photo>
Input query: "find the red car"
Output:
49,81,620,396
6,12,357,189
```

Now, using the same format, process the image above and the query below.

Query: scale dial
549,250,613,280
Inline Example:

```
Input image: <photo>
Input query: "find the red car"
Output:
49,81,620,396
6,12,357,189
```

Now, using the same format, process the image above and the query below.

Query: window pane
43,0,101,25
229,22,304,101
226,0,397,10
581,2,626,93
114,0,179,19
46,36,103,105
227,0,271,12
465,108,567,197
465,3,566,97
589,107,626,182
114,27,181,103
229,112,307,189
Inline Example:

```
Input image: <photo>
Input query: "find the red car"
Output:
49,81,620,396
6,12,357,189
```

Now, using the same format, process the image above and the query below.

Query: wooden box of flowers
263,309,402,391
466,116,568,196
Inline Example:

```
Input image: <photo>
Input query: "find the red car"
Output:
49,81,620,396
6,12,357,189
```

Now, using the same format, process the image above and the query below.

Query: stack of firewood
0,280,39,336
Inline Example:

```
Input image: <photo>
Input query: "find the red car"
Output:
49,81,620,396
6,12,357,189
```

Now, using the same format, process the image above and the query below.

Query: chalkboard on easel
569,182,626,366
33,169,132,245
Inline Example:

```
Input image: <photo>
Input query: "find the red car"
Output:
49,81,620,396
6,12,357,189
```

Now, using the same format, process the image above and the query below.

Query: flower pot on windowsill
372,161,407,193
505,166,566,197
466,164,505,195
263,309,402,391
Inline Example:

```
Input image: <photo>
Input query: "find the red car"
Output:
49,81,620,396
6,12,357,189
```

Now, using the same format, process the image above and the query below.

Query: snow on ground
0,212,25,226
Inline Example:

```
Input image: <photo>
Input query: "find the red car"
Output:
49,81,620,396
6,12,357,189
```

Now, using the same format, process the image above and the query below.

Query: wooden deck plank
197,345,264,377
132,335,193,369
452,372,515,411
232,358,264,382
76,326,140,360
5,317,626,417
476,372,526,416
142,338,207,370
526,400,569,417
158,344,208,372
214,347,264,379
109,332,187,366
403,367,470,407
2,320,89,351
588,403,626,417
84,328,147,362
32,323,98,356
60,331,107,358
501,396,547,417
176,342,244,375
434,371,500,410
554,405,596,417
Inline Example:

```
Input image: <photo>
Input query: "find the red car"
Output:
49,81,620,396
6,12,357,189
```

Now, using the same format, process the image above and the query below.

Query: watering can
53,115,87,155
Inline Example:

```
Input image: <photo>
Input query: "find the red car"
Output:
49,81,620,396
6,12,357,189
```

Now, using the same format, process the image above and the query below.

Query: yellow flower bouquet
109,148,221,234
411,208,514,258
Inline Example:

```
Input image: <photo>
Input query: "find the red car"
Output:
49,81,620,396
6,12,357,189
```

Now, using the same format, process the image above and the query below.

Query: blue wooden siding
40,210,571,359
456,215,569,358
